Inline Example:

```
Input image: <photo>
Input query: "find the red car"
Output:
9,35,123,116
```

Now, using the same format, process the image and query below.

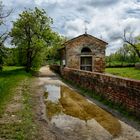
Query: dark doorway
80,56,92,71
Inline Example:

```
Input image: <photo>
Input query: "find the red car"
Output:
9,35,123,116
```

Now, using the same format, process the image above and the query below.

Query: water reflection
44,85,60,102
44,84,121,138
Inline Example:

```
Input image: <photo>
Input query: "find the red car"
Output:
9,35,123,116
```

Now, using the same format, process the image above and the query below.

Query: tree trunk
25,41,32,72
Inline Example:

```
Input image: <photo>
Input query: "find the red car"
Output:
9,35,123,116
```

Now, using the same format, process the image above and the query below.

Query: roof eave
63,33,108,46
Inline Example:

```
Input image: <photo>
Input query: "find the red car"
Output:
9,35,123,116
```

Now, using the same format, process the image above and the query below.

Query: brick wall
61,67,140,117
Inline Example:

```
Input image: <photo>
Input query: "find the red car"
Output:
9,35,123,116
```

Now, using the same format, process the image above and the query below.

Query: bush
135,63,140,70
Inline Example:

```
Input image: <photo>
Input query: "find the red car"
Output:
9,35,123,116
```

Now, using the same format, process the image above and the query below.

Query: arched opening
81,47,92,53
80,47,92,71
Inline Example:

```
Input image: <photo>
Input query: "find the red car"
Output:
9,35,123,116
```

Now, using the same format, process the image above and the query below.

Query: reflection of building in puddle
44,84,121,138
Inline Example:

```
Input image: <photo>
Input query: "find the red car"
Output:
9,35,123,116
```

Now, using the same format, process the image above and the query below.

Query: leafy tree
0,45,7,71
45,33,66,64
10,7,55,72
3,48,19,66
0,1,12,71
106,43,139,67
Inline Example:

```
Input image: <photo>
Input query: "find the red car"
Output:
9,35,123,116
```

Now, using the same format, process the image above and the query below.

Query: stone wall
61,67,140,117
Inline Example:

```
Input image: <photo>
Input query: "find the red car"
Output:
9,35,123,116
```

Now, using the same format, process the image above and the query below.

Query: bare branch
122,29,140,58
0,9,13,19
0,29,9,47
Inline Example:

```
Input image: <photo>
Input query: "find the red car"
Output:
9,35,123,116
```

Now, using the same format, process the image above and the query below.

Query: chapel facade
59,33,108,73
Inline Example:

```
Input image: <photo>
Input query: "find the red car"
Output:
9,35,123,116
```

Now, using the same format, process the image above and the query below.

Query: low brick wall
61,67,140,117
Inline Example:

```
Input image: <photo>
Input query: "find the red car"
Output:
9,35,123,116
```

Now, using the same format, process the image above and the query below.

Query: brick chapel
59,33,108,73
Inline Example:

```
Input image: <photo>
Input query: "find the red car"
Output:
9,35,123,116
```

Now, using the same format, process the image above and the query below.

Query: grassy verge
0,66,38,139
17,79,37,139
105,67,140,80
0,66,31,115
0,79,38,139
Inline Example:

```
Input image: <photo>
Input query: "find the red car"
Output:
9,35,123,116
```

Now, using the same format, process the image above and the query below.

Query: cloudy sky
2,0,140,55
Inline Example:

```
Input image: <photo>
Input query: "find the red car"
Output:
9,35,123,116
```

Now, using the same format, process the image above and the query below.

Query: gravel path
36,66,140,140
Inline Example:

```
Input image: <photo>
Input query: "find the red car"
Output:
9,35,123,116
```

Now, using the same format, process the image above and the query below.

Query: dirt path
0,66,140,140
36,66,140,140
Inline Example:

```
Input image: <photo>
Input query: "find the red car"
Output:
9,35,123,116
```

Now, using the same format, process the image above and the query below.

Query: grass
0,67,38,139
105,67,140,80
106,61,135,67
18,79,38,139
0,66,31,115
0,79,38,139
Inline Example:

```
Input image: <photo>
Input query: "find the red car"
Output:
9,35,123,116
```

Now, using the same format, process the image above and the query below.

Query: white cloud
64,19,86,37
2,0,140,55
34,0,67,5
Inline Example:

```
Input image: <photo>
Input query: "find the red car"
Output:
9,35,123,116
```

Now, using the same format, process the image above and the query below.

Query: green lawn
106,61,135,67
0,66,31,115
105,67,140,80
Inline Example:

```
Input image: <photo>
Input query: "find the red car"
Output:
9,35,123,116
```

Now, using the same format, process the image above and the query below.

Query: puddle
44,84,121,139
44,85,60,102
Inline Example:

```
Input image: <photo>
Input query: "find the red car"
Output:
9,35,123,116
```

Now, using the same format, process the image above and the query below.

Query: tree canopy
106,43,139,67
10,7,63,72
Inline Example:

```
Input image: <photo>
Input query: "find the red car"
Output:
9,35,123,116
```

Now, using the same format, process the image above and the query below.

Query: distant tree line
106,41,140,67
106,29,140,67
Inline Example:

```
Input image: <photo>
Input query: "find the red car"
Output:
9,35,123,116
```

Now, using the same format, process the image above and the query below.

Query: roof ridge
64,33,108,45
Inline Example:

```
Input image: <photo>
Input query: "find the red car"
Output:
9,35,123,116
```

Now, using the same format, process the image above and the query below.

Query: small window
81,47,91,53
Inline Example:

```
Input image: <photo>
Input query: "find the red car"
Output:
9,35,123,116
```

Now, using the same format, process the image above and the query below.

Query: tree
3,47,19,66
0,1,12,71
45,34,66,64
123,29,140,59
0,45,7,71
106,43,139,67
10,7,55,72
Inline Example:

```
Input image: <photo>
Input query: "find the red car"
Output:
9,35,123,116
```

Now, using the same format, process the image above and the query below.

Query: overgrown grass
105,67,140,80
0,67,38,139
0,66,31,115
18,79,37,139
0,79,38,139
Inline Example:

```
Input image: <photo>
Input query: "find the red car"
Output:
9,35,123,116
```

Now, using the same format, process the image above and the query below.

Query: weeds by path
0,66,31,116
0,67,38,139
0,78,38,139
